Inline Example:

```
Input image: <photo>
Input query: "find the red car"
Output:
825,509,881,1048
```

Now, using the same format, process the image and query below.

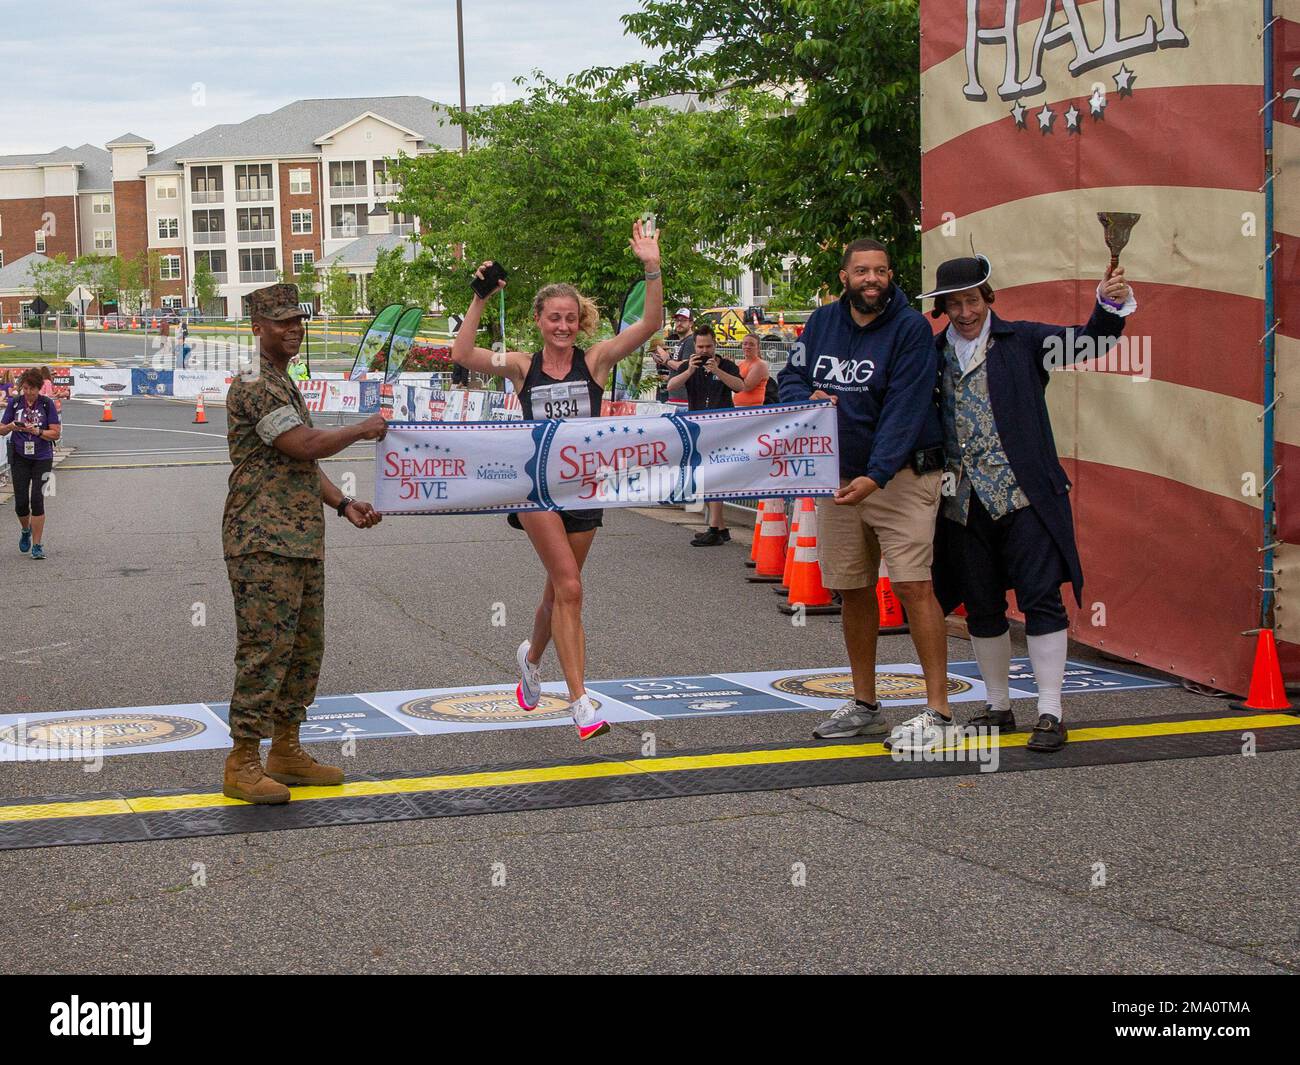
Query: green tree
366,245,408,311
392,78,737,345
193,257,219,316
74,254,120,312
575,0,922,293
118,252,150,313
322,262,357,316
29,254,79,310
296,259,319,305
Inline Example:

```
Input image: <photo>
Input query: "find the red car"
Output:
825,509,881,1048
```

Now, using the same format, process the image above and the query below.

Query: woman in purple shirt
0,368,61,559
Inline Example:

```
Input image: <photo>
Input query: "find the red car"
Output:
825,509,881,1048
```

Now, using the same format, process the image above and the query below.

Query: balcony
373,182,401,197
330,184,369,199
207,271,228,284
193,230,227,244
391,223,416,236
239,269,279,283
237,229,276,244
235,188,273,202
330,224,368,239
191,189,224,204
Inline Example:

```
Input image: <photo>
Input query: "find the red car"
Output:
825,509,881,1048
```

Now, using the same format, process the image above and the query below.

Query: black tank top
519,347,604,421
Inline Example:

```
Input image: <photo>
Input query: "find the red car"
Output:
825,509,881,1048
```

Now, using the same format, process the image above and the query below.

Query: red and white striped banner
921,0,1268,692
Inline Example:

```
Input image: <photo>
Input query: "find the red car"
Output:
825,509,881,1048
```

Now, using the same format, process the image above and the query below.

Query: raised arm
589,219,663,375
452,262,531,388
1033,267,1136,383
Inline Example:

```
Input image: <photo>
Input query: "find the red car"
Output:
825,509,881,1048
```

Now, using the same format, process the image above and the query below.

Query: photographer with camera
666,323,746,546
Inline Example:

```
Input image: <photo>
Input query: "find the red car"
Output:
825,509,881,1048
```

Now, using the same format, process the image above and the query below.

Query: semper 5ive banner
375,401,839,515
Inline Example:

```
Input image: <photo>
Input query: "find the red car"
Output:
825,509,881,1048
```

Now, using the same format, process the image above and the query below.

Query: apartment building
0,96,459,320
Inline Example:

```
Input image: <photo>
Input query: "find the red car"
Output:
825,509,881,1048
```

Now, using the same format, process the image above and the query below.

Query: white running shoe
516,640,542,710
885,708,960,754
569,693,610,741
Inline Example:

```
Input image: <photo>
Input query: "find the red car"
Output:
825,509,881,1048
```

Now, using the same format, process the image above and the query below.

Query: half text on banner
375,401,838,515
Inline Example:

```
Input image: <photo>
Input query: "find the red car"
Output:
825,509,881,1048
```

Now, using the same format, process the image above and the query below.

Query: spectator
666,323,746,545
662,308,694,402
732,333,771,407
0,368,61,560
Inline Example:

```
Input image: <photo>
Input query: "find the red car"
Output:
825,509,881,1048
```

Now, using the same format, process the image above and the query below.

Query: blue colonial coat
931,303,1128,612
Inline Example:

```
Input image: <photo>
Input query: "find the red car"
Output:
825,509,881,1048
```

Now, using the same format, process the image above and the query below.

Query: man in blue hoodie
779,239,955,753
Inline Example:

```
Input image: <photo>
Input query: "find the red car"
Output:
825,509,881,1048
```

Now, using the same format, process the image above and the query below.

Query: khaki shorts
814,468,942,588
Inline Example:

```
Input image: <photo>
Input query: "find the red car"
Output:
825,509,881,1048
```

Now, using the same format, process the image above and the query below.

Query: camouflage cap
248,283,307,322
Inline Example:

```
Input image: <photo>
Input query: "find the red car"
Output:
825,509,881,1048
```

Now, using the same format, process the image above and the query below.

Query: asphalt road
0,398,1295,974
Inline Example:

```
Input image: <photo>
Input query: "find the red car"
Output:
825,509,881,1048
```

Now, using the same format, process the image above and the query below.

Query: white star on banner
1037,104,1056,132
1113,63,1136,96
1065,104,1081,132
1011,100,1028,128
1089,90,1108,118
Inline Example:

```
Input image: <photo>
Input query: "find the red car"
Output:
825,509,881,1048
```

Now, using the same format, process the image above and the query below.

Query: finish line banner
376,401,839,515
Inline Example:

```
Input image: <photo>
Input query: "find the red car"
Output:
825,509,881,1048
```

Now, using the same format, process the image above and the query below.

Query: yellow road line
1,713,1293,826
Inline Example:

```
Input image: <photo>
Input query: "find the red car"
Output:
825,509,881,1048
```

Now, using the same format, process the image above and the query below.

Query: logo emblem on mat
772,672,973,701
0,714,204,750
398,691,599,724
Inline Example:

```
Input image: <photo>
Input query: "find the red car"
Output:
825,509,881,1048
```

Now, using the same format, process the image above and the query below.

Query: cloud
0,0,653,153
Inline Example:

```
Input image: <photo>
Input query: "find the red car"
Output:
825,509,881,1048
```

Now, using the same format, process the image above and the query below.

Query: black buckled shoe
966,705,1017,730
691,528,729,546
1026,714,1068,752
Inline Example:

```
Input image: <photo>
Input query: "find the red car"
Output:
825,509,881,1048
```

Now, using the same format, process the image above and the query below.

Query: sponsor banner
0,704,228,760
206,695,418,741
356,684,651,735
376,401,839,515
172,370,233,399
464,391,487,421
719,667,990,708
323,380,360,413
946,658,1176,697
130,368,173,397
296,380,328,412
587,676,811,718
358,379,381,413
71,368,134,396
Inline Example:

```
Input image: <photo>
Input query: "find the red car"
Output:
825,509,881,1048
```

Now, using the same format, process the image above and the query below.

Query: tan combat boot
223,738,291,804
266,722,344,786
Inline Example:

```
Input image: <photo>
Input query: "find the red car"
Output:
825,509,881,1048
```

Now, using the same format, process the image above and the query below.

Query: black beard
848,287,888,315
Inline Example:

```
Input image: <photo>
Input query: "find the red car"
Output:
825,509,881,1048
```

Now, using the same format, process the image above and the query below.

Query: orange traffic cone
877,560,908,634
193,394,207,424
151,316,159,328
781,503,839,615
100,398,115,422
745,499,765,569
1230,630,1294,712
775,499,805,595
131,316,139,329
747,499,788,583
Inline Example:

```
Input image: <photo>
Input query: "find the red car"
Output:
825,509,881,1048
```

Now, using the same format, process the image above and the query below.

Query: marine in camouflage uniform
222,283,386,803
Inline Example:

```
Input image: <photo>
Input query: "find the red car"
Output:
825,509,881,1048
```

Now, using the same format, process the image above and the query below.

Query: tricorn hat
917,255,992,301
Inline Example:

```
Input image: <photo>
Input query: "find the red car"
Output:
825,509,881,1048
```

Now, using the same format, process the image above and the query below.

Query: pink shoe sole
575,719,610,741
516,682,539,711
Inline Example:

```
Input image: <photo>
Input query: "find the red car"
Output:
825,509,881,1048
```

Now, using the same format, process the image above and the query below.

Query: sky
1,0,655,154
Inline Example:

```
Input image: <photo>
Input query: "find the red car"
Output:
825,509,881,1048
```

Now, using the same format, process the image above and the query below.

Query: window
292,250,314,272
161,296,183,310
195,250,227,270
159,255,182,280
234,164,274,201
94,229,113,250
289,169,312,195
236,207,275,239
329,160,367,191
239,247,277,272
157,217,179,239
35,230,45,252
191,165,223,202
0,252,4,269
291,209,312,234
330,203,366,237
192,209,225,241
0,214,4,236
156,177,178,199
92,194,112,214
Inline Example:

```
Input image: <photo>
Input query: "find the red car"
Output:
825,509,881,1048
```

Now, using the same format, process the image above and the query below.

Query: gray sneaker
812,700,887,739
